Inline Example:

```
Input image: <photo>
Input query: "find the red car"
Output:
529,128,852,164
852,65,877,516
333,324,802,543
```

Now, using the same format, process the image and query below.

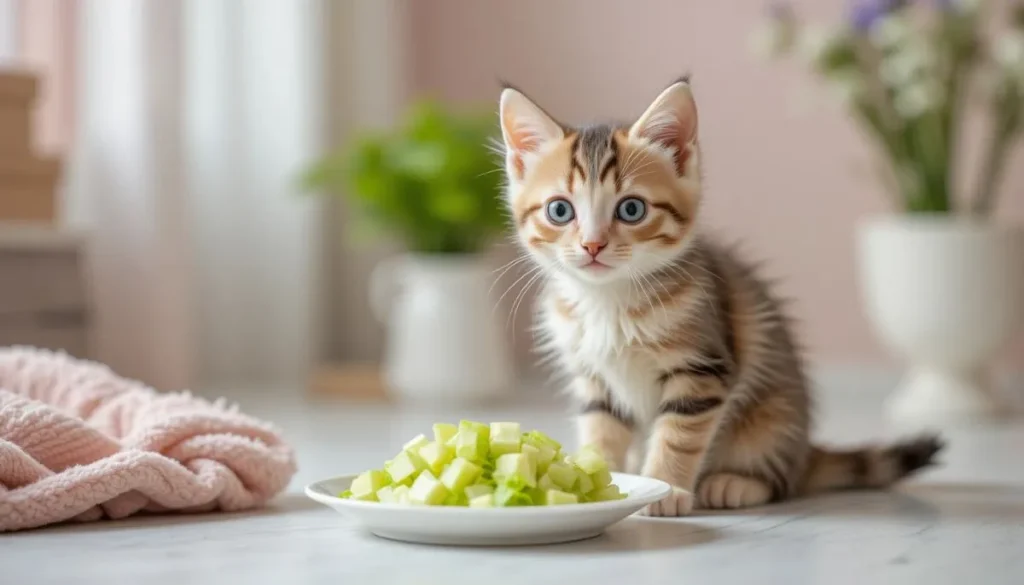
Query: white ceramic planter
370,254,514,404
857,216,1024,429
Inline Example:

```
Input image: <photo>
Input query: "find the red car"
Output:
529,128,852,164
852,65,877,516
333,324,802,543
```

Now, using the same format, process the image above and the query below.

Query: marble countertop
3,373,1023,585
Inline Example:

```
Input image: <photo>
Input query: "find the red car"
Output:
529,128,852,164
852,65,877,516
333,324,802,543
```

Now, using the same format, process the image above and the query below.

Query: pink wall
17,0,76,156
409,0,1024,366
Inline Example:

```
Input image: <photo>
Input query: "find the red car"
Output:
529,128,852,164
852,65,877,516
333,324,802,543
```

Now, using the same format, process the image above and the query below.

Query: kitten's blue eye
616,197,647,224
546,198,575,225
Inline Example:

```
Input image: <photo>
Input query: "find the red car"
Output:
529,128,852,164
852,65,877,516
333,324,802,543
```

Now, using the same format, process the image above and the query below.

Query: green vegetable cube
439,457,482,492
544,489,579,505
350,469,391,497
469,494,495,508
545,462,577,491
392,485,411,505
495,453,537,489
403,433,429,454
572,445,608,474
520,443,540,474
459,420,491,443
524,430,562,452
443,492,468,506
433,423,458,445
576,468,594,494
386,451,425,485
463,484,494,500
409,471,449,505
338,489,353,499
350,490,378,502
534,445,557,475
455,429,489,461
419,440,454,475
537,473,557,492
590,485,626,501
376,485,396,503
591,468,613,490
489,422,522,456
494,484,532,507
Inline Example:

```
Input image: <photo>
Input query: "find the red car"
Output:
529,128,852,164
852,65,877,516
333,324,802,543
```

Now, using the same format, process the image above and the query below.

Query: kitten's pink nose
581,241,607,257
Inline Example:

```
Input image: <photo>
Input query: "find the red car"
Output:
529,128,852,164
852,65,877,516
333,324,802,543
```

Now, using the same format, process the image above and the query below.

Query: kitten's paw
698,473,772,509
640,486,694,517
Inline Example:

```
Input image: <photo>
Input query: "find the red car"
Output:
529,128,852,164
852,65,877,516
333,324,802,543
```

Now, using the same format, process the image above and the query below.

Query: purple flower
849,0,908,31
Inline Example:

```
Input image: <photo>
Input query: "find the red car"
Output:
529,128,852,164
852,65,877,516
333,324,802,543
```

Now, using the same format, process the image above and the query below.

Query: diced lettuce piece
443,491,468,506
537,473,557,492
469,494,495,508
590,485,626,501
544,489,579,505
591,468,613,490
572,445,608,474
455,429,489,462
576,468,594,494
463,484,494,500
494,484,532,507
350,490,378,502
439,457,482,493
350,469,391,498
524,430,562,452
419,440,455,475
459,420,491,443
385,451,424,486
520,443,540,473
392,484,411,505
432,423,458,445
545,462,577,491
376,485,396,503
403,433,429,453
489,422,522,456
409,471,449,505
495,453,537,489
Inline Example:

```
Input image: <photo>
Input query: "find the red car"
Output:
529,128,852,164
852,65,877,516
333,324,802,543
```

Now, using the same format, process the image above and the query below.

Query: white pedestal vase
857,216,1024,429
370,253,514,404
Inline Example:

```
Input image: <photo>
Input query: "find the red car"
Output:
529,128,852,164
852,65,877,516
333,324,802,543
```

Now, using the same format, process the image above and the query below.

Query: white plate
305,472,673,546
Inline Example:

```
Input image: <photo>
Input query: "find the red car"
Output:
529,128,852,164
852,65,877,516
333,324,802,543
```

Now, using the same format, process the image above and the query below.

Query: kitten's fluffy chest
542,284,680,422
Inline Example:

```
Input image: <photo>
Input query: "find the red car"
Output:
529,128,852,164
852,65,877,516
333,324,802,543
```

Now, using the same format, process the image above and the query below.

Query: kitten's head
498,79,702,285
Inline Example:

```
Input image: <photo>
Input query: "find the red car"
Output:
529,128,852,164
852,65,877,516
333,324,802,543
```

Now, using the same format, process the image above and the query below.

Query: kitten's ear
499,87,564,180
628,80,699,176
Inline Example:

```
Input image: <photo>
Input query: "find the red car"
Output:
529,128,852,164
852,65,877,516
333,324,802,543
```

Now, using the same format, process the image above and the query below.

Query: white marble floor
3,374,1024,585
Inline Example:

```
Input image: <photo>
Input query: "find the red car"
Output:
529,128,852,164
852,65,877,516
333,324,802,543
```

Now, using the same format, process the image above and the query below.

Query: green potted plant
754,0,1024,426
302,101,514,403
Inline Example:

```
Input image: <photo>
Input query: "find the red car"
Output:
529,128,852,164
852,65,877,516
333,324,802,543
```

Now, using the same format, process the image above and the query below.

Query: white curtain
70,0,325,391
0,0,17,65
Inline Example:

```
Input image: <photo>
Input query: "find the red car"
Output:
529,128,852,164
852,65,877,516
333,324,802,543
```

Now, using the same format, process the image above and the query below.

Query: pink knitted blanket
0,347,296,532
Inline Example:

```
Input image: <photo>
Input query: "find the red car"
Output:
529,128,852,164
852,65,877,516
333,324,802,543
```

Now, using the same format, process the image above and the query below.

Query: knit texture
0,347,296,532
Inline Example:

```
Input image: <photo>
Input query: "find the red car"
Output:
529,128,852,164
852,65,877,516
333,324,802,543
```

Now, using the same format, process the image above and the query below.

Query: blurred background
1,0,1022,419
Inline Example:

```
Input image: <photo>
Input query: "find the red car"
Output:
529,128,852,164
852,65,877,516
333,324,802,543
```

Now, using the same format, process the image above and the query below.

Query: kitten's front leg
641,368,729,516
574,376,633,472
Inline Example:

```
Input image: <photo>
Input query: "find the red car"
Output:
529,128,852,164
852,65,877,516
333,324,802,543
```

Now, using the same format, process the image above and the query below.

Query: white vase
370,253,514,403
856,216,1024,429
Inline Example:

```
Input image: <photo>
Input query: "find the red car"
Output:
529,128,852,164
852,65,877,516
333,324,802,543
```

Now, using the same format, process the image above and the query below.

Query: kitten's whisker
663,263,710,299
508,269,547,335
489,255,533,294
672,254,726,284
494,265,542,315
637,270,667,317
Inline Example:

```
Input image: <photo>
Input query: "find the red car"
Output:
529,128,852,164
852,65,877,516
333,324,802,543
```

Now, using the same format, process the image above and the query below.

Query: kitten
497,78,943,516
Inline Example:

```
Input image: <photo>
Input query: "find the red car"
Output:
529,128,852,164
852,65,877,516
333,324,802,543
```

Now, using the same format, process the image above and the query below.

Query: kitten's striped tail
799,435,945,494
